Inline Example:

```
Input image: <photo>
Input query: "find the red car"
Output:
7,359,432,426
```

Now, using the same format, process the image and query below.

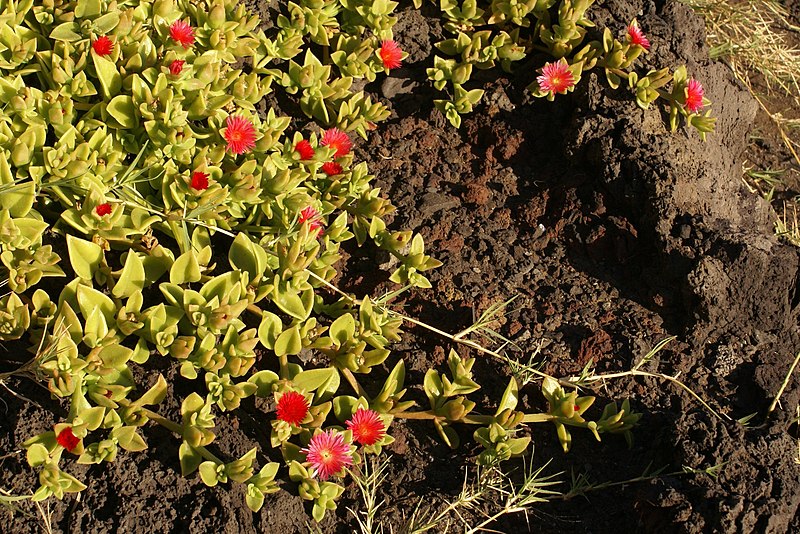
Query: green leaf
179,442,203,475
274,326,302,357
328,313,355,347
272,281,313,320
134,375,167,406
80,406,106,431
0,181,35,217
246,488,265,512
257,311,282,349
496,377,519,414
93,53,121,99
75,0,102,18
507,436,531,455
436,421,460,448
113,251,145,298
113,426,147,452
93,13,120,34
248,370,279,397
26,444,49,467
199,461,221,487
332,395,359,421
49,22,82,41
76,284,115,323
229,232,268,280
99,344,133,369
66,235,104,280
312,502,325,522
107,95,137,129
170,250,202,284
293,367,337,393
424,370,443,406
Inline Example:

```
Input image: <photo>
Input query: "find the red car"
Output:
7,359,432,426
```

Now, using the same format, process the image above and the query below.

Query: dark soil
3,0,800,533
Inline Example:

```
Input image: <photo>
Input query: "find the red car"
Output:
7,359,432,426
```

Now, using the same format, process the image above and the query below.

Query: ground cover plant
1,0,799,532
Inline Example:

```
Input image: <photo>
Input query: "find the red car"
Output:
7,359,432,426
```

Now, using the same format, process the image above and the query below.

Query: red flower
301,430,353,480
190,171,209,191
320,128,352,158
276,391,309,426
684,79,705,113
298,206,323,234
169,60,185,75
627,22,650,51
92,36,114,56
346,408,386,446
537,60,575,95
321,161,343,176
56,427,80,452
170,20,195,49
294,139,315,160
379,40,403,70
95,203,112,216
223,115,257,155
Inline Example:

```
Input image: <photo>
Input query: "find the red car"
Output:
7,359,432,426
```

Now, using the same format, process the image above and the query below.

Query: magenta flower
320,128,352,158
169,20,195,49
301,430,353,480
190,171,209,191
379,40,403,70
92,36,113,56
223,116,257,155
537,60,576,95
298,206,323,234
169,60,185,75
321,161,343,176
294,139,315,160
627,22,651,51
276,391,309,426
346,408,386,446
95,203,112,216
56,427,80,452
684,79,705,113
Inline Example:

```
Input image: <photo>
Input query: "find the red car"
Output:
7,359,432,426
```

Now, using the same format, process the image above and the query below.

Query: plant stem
304,270,564,384
572,369,731,421
522,413,553,423
278,354,289,380
138,406,224,464
392,410,534,426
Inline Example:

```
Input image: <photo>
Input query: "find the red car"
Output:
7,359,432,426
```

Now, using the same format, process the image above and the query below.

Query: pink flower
95,203,112,216
190,171,209,191
294,139,315,160
320,128,352,158
537,60,576,95
301,430,353,480
276,391,309,426
92,36,113,56
170,20,195,49
298,206,323,234
627,22,650,51
379,40,403,70
346,408,386,446
684,79,705,113
223,115,257,155
321,161,343,176
56,427,80,452
169,60,185,75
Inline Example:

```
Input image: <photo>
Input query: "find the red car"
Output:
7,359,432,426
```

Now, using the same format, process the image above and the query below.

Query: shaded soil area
3,0,800,533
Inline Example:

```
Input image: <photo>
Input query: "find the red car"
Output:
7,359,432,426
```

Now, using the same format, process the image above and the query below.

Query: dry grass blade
681,0,800,99
775,201,800,246
348,455,391,534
